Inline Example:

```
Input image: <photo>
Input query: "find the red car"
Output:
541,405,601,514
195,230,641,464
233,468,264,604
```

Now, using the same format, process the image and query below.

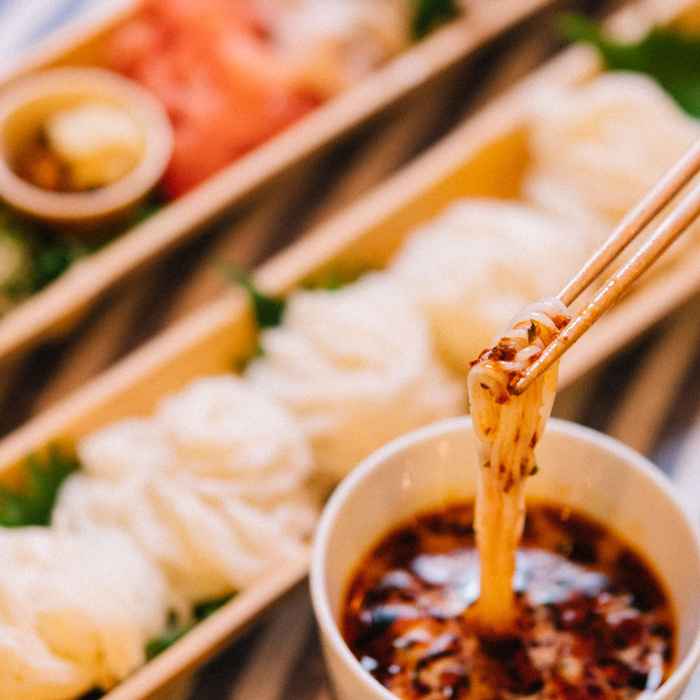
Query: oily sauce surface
342,502,675,700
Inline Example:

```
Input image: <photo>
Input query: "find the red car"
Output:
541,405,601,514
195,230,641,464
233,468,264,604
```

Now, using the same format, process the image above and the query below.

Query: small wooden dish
0,66,172,230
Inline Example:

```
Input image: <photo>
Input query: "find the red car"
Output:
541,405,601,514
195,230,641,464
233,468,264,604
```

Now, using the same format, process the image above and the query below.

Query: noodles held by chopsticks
467,297,569,633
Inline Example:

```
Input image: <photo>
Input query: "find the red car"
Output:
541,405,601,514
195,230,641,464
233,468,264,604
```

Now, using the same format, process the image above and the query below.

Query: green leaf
0,445,79,527
0,191,162,308
561,14,700,118
0,488,32,527
32,238,92,289
193,595,232,620
220,263,285,329
302,265,371,292
410,0,461,40
145,627,190,661
145,594,235,660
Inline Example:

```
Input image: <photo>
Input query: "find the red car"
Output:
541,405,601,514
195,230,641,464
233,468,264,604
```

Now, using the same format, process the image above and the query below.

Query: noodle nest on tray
386,199,588,377
522,71,700,272
245,273,467,485
0,376,320,700
0,527,172,700
52,376,319,602
524,71,700,226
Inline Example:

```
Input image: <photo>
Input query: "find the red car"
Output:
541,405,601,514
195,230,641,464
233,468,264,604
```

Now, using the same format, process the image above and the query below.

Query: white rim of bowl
310,416,700,700
0,66,173,220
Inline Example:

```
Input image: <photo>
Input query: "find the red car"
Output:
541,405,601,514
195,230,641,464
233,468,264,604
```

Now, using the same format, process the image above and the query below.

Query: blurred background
0,0,624,436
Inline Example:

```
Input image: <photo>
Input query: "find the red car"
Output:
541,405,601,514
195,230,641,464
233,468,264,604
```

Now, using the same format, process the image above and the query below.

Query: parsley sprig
145,594,234,660
220,263,286,329
561,14,700,118
410,0,461,40
0,445,79,527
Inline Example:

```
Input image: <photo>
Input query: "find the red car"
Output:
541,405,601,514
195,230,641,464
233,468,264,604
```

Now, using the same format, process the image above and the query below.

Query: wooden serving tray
0,0,556,366
1,0,699,698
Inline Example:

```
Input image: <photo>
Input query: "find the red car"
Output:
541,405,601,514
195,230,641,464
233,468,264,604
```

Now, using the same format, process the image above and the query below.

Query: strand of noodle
468,297,566,633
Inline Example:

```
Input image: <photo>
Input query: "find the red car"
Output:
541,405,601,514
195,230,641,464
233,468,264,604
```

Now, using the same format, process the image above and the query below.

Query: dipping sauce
342,501,675,700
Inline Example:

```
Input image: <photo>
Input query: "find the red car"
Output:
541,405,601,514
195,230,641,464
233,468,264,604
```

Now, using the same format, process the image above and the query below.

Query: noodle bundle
387,200,586,377
0,623,83,700
245,273,467,484
0,528,172,700
468,297,568,632
524,72,700,248
157,376,314,502
52,375,318,602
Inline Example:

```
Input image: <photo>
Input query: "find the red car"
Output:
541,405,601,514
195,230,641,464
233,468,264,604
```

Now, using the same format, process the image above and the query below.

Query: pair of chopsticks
513,137,700,395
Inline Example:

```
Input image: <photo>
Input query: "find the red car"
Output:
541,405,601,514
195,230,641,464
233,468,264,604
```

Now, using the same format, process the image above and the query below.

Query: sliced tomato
106,0,320,198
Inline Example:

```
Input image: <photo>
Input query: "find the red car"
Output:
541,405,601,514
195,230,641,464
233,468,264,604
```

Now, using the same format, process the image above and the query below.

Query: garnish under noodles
410,0,461,39
0,445,78,527
562,14,700,119
145,594,234,660
467,297,569,633
220,262,286,329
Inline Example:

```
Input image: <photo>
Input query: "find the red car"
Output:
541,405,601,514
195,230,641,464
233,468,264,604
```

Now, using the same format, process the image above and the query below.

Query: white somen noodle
467,297,569,633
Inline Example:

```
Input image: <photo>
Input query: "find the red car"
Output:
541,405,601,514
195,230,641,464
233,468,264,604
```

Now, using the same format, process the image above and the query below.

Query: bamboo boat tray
0,0,556,365
2,0,700,698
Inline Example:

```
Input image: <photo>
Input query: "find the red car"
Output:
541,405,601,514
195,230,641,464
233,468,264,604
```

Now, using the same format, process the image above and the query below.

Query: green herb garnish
145,627,189,661
561,14,700,118
220,263,285,329
0,445,79,527
193,595,233,620
303,265,372,292
145,594,234,660
410,0,461,40
31,238,92,289
0,205,94,308
0,188,164,316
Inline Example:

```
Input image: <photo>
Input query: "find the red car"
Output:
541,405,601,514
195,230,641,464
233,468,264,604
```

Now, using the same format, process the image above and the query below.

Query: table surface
2,1,700,698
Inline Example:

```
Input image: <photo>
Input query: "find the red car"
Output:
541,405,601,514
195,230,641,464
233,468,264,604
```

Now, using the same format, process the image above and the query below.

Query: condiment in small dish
0,67,172,232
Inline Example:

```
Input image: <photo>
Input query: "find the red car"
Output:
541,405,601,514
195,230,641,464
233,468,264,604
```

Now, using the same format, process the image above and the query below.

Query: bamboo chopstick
512,137,700,395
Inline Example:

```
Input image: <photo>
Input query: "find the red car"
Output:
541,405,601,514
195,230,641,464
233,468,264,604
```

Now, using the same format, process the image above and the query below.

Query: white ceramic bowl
311,416,700,700
0,67,172,230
